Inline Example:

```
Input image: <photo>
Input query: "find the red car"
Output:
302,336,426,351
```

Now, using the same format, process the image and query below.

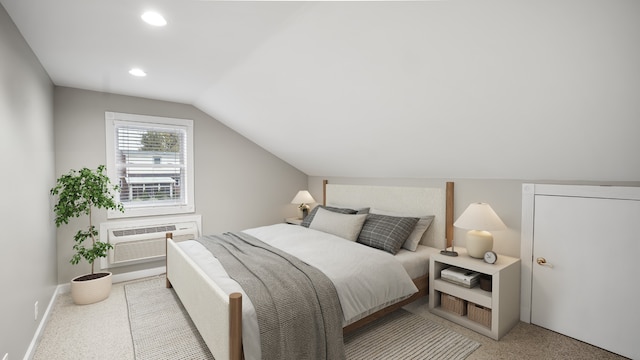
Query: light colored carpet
32,276,629,360
32,280,135,360
125,277,480,360
403,300,630,360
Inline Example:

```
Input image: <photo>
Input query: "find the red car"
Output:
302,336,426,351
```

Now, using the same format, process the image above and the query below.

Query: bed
165,181,455,360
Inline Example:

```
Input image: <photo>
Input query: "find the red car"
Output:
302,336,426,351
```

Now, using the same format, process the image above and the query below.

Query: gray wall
54,87,308,283
0,3,57,359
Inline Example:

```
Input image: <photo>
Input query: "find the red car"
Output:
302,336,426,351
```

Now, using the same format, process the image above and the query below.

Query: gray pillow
357,214,419,254
301,205,358,227
403,215,434,251
370,209,434,251
308,207,367,241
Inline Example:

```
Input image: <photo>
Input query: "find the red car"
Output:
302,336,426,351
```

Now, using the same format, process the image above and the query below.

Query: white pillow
309,207,367,241
370,208,434,251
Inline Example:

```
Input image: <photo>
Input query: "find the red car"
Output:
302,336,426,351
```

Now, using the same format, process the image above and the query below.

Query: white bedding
177,223,428,360
396,244,441,279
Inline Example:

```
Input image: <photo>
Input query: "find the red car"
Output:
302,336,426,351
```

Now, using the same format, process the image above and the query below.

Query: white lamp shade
291,190,315,205
454,202,506,231
454,202,506,258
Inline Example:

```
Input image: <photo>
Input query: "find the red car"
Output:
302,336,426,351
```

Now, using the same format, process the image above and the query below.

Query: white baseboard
23,284,62,360
112,266,166,284
56,266,167,294
24,267,166,359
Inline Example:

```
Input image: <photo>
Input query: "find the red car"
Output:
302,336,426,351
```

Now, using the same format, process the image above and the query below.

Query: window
105,112,194,218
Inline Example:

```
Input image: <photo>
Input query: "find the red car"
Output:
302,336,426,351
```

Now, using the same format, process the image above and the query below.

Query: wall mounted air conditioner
99,215,201,269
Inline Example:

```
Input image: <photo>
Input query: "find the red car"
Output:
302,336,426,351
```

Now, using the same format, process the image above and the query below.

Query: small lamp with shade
291,190,316,219
454,202,506,259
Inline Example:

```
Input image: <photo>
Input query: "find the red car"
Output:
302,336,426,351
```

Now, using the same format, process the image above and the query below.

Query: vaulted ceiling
3,0,639,181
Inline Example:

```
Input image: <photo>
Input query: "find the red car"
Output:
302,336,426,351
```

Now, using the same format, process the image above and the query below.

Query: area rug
125,276,214,360
344,309,480,360
125,276,480,360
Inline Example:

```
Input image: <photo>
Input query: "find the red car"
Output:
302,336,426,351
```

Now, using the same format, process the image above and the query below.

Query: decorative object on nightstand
440,237,458,256
454,202,506,258
479,274,492,291
483,250,498,264
291,190,316,219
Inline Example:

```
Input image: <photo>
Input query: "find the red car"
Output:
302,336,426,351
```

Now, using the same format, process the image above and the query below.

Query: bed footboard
166,235,243,360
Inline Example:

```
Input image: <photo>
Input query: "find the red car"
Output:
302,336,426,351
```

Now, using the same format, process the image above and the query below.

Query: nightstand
284,217,303,225
429,247,520,340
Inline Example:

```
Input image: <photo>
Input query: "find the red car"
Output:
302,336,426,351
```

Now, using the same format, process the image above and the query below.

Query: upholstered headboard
322,181,454,249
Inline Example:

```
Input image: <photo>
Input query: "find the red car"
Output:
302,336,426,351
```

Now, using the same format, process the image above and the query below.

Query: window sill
108,205,195,219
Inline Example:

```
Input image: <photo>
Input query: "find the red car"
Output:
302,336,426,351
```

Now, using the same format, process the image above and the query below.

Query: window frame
105,111,195,219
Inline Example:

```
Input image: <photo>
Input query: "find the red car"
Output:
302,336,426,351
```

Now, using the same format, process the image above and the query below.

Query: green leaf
51,165,124,274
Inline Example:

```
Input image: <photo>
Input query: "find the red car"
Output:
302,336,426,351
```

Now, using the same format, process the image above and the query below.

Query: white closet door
532,194,640,359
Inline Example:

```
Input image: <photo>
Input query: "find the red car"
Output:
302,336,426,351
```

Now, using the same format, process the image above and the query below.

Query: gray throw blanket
197,232,345,360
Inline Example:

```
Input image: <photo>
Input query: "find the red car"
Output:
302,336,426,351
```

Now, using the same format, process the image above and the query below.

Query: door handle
536,257,553,268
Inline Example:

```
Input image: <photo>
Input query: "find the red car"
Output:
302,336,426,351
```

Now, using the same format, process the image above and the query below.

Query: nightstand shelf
429,247,520,340
433,279,492,308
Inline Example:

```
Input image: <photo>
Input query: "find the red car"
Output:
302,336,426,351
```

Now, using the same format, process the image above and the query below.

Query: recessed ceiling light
129,68,147,77
141,11,167,27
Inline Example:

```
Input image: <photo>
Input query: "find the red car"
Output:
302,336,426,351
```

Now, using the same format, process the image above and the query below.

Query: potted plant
50,165,124,305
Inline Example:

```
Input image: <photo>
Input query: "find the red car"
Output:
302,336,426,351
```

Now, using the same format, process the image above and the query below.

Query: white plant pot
70,272,112,305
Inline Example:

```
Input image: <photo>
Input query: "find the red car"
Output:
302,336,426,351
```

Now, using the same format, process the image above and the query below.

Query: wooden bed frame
166,181,454,360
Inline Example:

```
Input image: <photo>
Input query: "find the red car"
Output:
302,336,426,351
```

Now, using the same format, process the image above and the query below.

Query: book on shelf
441,266,480,288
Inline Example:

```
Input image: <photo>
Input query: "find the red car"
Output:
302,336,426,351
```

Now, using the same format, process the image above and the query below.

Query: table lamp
291,190,315,219
454,202,506,258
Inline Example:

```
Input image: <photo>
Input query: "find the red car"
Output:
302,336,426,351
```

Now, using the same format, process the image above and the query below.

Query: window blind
114,121,188,208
